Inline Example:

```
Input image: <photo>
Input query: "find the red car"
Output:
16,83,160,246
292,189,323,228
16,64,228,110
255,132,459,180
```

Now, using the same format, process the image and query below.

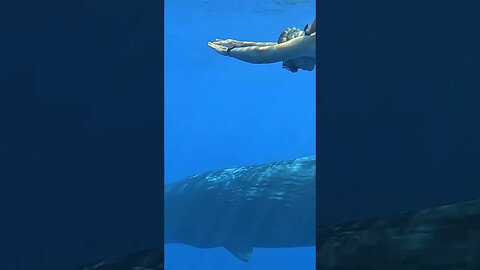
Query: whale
77,198,480,269
164,156,316,262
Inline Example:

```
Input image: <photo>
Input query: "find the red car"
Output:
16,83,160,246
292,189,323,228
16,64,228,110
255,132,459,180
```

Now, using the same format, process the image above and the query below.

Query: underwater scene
164,0,316,269
3,0,480,269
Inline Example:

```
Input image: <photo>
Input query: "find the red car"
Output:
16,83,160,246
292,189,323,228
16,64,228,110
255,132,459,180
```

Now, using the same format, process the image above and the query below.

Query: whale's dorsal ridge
165,156,316,262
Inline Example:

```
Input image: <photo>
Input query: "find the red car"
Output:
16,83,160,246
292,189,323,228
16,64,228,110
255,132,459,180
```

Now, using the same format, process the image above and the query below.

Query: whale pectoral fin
225,241,253,262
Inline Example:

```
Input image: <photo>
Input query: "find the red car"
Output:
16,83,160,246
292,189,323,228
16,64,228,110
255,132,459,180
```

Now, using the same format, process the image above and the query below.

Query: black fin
303,24,309,32
282,62,299,73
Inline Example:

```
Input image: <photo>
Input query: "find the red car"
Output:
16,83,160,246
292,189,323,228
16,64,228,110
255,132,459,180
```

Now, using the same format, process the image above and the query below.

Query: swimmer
208,19,316,73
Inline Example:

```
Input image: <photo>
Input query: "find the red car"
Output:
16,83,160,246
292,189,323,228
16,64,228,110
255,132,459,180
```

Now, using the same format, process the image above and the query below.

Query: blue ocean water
164,0,316,269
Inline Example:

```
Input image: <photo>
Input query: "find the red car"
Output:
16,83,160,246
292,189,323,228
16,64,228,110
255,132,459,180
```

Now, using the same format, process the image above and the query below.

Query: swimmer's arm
212,38,277,47
226,36,309,64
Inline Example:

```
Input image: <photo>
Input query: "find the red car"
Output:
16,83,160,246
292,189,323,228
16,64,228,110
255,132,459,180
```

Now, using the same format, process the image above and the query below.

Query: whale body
164,156,315,262
77,198,480,269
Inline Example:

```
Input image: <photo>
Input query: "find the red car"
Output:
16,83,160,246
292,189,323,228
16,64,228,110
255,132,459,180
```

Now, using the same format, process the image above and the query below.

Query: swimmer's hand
208,42,230,56
208,39,237,56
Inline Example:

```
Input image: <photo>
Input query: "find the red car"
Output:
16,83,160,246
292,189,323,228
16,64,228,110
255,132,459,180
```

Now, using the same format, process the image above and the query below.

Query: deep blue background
317,1,480,224
0,1,163,269
1,0,480,269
